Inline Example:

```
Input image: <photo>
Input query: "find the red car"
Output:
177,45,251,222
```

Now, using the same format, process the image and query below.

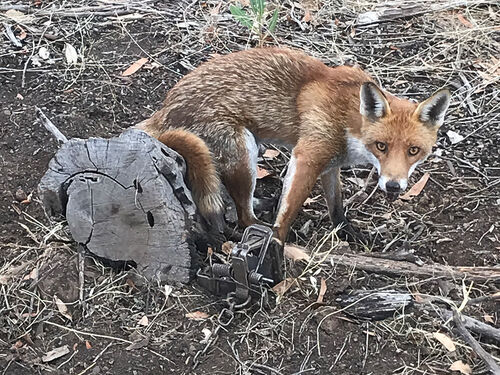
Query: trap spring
193,225,284,367
197,224,284,305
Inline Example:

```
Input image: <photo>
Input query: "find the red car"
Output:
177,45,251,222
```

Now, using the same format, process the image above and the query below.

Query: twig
452,309,500,374
78,244,86,312
3,23,22,47
316,250,500,282
35,106,68,143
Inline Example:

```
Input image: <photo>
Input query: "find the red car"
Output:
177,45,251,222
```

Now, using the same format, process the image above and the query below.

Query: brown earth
0,1,499,374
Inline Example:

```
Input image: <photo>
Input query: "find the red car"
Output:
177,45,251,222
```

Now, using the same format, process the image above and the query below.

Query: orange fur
158,129,224,230
138,47,449,243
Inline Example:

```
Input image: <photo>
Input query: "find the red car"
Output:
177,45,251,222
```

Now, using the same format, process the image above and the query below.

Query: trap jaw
197,224,284,306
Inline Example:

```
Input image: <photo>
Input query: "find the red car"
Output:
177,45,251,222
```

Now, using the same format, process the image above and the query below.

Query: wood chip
457,14,473,28
433,331,456,352
400,173,430,200
449,360,472,374
42,345,70,363
122,57,148,76
221,241,234,255
138,315,149,326
272,277,296,297
64,43,78,65
256,166,271,179
316,277,327,304
303,9,313,23
263,149,280,159
483,314,494,324
185,311,209,320
284,244,310,261
126,336,149,351
54,295,72,321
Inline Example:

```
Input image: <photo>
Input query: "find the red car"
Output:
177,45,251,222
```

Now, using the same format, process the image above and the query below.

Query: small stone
15,188,27,202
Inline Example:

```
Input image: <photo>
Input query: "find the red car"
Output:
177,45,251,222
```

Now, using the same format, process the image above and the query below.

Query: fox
136,47,451,244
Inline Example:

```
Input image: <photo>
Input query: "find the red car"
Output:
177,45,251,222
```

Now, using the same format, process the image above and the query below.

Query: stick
440,308,500,344
78,244,86,312
414,304,500,344
453,310,500,374
35,107,68,143
320,252,500,282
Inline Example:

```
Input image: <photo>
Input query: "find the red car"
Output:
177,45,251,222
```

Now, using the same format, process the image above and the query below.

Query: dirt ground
1,1,499,374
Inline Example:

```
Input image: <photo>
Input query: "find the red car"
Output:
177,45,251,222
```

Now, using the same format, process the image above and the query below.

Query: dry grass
0,0,499,374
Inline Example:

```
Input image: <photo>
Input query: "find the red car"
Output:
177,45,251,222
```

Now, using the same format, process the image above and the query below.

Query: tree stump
39,129,204,283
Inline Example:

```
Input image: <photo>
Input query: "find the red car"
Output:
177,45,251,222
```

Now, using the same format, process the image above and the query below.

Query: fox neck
343,134,380,172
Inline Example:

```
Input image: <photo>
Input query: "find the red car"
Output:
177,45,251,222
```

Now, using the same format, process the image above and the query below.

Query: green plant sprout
230,0,279,46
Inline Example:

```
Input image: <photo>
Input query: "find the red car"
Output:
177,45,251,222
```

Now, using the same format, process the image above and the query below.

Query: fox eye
375,141,387,152
408,146,420,156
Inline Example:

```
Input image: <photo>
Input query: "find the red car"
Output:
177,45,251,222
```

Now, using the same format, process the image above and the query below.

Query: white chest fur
342,135,381,173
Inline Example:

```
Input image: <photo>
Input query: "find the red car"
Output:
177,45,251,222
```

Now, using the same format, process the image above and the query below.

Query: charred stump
39,129,205,283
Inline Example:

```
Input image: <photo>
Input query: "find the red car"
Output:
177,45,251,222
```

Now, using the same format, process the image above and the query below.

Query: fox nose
385,181,401,193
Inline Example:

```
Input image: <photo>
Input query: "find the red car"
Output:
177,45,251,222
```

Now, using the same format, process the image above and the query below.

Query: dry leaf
42,345,70,363
54,295,72,321
412,293,427,304
303,9,313,23
284,244,310,261
122,57,148,76
316,278,327,304
346,177,365,187
483,314,494,324
400,173,430,201
38,46,50,60
263,149,280,159
447,130,465,144
272,277,296,297
5,9,35,24
85,340,92,349
12,340,24,349
16,25,27,40
24,267,38,280
221,241,234,255
126,278,136,290
185,311,209,320
256,166,271,179
457,14,473,28
433,332,456,352
200,328,212,344
449,360,472,374
163,285,173,298
64,43,78,65
126,336,150,351
138,315,149,326
303,196,319,206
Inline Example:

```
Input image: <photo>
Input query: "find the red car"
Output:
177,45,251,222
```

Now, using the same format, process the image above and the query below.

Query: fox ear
360,82,390,121
414,88,451,128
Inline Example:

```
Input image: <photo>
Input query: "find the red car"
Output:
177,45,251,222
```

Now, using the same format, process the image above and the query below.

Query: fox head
359,82,451,196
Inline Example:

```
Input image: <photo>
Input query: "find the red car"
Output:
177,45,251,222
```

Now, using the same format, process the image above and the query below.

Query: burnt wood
39,129,203,283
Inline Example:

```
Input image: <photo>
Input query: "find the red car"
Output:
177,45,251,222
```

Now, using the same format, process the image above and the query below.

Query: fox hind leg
219,129,262,228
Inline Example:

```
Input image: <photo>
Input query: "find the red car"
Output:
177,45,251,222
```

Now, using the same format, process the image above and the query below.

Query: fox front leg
321,166,366,244
320,166,345,226
273,140,332,243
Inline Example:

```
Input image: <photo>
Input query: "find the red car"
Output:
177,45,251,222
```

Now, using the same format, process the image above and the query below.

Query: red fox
137,48,450,243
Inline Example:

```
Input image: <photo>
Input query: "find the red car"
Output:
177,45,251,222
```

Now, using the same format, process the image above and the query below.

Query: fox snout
377,175,408,196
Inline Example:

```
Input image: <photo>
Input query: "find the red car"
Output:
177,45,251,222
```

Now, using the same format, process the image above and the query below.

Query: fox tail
157,129,225,232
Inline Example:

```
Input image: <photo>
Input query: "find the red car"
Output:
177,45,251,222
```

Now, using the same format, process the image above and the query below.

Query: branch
321,252,500,282
35,107,68,144
453,310,500,374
